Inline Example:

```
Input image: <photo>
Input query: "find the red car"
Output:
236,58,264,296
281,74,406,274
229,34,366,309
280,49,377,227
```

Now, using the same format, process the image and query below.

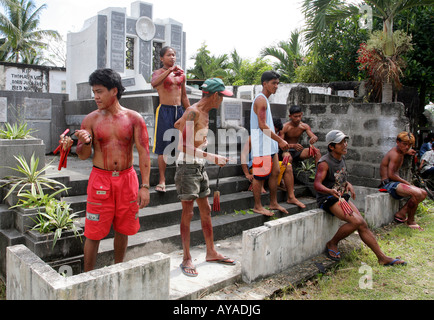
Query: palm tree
260,30,304,83
0,0,60,64
302,0,433,57
187,43,230,82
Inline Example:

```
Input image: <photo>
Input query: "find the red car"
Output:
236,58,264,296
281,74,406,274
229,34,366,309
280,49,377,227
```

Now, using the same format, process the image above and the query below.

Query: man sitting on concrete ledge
379,131,427,230
314,130,407,266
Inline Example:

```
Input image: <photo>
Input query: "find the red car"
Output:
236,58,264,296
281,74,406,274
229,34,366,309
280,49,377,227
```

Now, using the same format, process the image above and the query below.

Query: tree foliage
0,0,60,64
396,5,434,106
187,43,230,81
295,16,370,83
260,30,304,83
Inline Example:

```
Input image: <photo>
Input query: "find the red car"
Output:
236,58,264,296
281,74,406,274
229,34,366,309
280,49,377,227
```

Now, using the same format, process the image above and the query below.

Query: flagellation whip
213,166,222,212
339,196,353,216
53,129,75,171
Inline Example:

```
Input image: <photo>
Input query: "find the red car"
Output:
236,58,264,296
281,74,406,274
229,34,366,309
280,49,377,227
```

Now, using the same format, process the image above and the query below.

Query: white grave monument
67,1,186,100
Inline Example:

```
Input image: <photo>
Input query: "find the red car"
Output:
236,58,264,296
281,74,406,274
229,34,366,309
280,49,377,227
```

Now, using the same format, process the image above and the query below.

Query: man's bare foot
269,204,288,214
253,207,275,216
287,197,306,208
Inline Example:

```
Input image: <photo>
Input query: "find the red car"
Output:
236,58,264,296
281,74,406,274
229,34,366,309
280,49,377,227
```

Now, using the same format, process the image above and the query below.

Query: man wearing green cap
174,78,235,277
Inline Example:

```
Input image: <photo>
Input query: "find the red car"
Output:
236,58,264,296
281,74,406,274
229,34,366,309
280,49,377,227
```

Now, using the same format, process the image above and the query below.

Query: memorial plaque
171,24,183,64
23,98,52,120
110,11,126,73
223,102,242,121
0,97,7,122
337,90,354,98
140,40,152,80
5,67,47,92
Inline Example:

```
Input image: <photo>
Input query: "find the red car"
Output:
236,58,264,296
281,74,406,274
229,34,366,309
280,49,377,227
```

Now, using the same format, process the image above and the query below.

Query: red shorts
84,166,140,240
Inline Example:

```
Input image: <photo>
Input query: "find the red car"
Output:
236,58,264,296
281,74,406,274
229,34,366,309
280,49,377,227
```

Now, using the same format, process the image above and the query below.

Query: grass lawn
273,200,434,300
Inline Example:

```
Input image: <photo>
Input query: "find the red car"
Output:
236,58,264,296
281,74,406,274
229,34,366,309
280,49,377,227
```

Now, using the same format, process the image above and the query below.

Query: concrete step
71,184,312,232
92,197,317,270
63,175,252,213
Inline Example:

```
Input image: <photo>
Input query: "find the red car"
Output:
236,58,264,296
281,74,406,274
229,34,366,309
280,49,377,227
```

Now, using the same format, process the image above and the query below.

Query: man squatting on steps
60,68,151,272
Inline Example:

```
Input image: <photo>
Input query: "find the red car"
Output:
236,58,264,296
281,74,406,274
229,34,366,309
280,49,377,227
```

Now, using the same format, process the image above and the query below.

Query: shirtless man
60,68,151,272
379,131,426,230
250,71,290,216
173,78,235,277
151,46,190,193
280,105,321,165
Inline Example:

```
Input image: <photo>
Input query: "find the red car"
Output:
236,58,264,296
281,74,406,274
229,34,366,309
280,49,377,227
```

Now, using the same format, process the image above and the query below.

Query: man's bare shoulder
299,122,310,130
82,110,100,124
152,68,165,77
253,95,267,109
382,147,401,162
183,105,200,121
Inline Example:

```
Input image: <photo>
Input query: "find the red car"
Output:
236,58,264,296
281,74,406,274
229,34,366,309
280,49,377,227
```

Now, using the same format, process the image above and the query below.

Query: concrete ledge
241,192,399,284
364,192,399,228
242,209,339,283
7,244,170,300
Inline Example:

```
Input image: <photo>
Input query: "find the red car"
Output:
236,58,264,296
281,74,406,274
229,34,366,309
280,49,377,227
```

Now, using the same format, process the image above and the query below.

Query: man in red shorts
60,68,151,271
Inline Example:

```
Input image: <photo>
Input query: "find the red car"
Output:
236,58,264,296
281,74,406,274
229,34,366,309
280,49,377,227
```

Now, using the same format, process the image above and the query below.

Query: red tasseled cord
53,129,72,171
213,167,222,212
339,197,353,215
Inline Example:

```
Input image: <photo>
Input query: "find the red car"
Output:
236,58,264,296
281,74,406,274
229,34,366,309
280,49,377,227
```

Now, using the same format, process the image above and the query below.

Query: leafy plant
1,153,67,201
0,122,36,139
295,159,316,180
31,201,82,249
10,187,69,209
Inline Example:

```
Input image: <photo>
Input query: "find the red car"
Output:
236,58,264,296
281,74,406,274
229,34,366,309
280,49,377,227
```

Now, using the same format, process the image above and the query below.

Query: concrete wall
242,209,340,283
7,244,170,300
0,90,69,153
242,191,399,283
293,94,409,187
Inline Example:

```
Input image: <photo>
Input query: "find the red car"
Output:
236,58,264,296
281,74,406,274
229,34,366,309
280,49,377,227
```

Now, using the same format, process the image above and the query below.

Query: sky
32,0,307,68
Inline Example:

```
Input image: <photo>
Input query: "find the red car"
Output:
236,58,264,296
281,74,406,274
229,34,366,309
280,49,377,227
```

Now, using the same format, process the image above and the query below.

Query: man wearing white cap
314,130,407,266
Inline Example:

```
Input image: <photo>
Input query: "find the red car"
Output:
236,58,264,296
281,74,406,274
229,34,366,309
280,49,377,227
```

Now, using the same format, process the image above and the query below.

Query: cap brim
220,90,233,97
334,135,349,144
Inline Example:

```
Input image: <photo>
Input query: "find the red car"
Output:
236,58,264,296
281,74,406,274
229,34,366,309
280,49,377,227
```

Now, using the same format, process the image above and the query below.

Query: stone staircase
61,163,317,270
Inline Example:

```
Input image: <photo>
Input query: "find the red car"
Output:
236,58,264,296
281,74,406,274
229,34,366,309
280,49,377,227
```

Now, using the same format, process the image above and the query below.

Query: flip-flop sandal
206,257,236,265
394,216,408,223
326,248,341,261
407,223,424,231
180,264,198,277
384,259,407,266
156,184,166,193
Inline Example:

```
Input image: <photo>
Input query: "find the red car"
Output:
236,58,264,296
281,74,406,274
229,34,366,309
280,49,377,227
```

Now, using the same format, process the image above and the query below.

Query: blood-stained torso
88,108,149,171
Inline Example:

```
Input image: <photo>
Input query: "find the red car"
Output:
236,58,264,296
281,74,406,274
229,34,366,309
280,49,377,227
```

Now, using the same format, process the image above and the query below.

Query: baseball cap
326,130,349,145
201,78,233,96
